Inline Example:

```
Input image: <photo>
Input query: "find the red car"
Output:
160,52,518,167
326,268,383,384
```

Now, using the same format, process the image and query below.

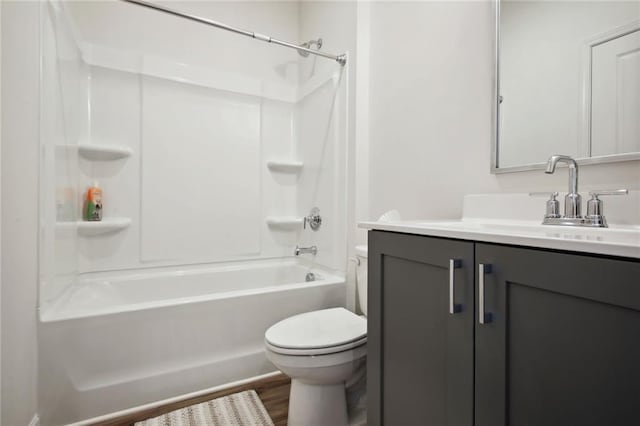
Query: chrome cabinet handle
449,259,462,314
478,263,492,324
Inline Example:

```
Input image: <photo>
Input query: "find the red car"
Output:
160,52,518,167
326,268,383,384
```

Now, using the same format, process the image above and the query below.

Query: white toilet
264,245,369,426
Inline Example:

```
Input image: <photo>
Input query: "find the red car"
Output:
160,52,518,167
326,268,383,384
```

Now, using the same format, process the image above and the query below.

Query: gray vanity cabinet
368,230,640,426
475,243,640,426
368,231,475,426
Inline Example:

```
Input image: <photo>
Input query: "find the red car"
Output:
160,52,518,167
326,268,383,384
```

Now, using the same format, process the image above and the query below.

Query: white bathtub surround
38,259,345,425
77,143,132,161
266,160,304,173
75,218,132,237
40,0,349,297
37,3,352,424
31,1,359,425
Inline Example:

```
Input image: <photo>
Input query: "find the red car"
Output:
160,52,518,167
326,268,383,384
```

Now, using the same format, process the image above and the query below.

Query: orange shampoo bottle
85,182,103,221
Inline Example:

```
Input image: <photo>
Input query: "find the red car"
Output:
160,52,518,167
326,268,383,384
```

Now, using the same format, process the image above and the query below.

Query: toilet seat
266,341,367,370
265,307,367,356
266,336,367,356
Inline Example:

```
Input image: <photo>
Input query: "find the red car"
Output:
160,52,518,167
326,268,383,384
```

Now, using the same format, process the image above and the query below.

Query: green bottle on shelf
85,181,103,222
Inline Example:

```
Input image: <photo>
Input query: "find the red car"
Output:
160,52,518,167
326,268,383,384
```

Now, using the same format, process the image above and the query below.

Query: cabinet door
475,243,640,426
368,231,474,426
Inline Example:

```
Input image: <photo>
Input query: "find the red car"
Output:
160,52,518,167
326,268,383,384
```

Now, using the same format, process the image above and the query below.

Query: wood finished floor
92,373,291,426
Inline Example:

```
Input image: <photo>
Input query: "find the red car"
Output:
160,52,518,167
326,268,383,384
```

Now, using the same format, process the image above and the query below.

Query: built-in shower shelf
266,217,304,230
78,143,132,161
77,218,131,236
267,160,304,173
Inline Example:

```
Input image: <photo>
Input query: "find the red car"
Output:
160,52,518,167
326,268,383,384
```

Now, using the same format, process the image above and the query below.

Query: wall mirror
493,0,640,173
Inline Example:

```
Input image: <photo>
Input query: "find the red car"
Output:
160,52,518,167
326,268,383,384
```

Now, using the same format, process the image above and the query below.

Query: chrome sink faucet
532,155,628,228
545,155,581,218
294,245,317,256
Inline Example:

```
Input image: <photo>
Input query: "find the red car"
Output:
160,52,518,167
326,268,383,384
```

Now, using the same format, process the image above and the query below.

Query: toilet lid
265,307,367,351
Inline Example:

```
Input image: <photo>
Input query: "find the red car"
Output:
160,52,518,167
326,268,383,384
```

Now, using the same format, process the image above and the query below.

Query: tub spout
294,245,317,256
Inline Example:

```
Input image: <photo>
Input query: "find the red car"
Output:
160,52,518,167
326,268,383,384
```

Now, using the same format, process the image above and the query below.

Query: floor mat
134,389,274,426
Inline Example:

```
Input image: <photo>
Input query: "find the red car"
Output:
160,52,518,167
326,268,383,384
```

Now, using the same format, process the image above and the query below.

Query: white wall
1,2,40,425
364,1,640,224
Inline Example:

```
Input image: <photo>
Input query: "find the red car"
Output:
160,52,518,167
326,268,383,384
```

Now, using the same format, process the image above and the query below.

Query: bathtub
38,259,346,425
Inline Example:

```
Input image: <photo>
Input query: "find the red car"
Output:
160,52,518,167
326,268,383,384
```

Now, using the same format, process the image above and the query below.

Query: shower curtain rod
120,0,347,66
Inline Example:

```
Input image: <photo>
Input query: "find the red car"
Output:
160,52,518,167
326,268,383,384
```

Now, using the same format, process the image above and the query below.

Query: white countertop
359,193,640,259
359,220,640,259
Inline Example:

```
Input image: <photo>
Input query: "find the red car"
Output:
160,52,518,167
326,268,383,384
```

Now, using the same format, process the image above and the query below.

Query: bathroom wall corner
1,1,41,425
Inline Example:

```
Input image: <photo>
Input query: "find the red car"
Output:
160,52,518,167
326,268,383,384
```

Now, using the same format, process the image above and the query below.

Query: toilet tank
355,245,368,316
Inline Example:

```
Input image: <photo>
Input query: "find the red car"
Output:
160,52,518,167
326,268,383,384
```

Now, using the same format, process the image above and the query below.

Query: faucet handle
588,189,628,198
529,191,559,198
586,189,628,219
529,192,560,218
304,207,322,231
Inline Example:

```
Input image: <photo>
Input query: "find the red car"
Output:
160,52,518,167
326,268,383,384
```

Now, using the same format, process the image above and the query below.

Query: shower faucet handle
304,207,322,231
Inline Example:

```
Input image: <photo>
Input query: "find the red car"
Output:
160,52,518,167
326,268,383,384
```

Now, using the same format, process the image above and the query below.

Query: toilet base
288,379,348,426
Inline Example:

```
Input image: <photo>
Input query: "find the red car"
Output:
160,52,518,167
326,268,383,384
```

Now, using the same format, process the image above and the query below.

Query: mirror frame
491,0,640,174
